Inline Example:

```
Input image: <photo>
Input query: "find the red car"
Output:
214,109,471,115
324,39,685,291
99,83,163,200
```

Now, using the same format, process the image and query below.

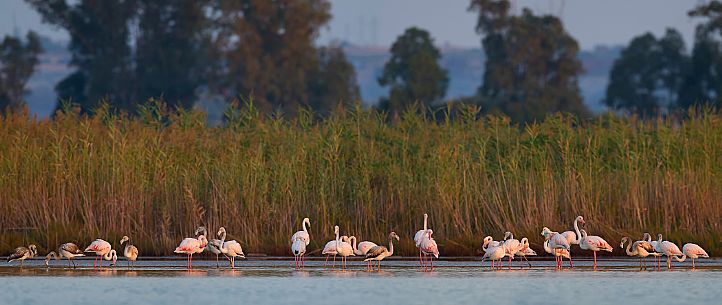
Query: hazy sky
0,0,705,50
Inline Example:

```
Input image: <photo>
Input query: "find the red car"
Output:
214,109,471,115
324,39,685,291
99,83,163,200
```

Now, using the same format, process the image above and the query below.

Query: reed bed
1,104,721,257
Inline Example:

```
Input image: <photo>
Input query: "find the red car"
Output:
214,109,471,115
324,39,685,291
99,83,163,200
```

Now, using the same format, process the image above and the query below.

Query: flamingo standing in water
217,227,245,269
291,218,311,270
579,229,613,270
673,243,709,269
516,238,536,268
7,244,37,268
620,236,659,270
197,226,227,268
643,233,663,269
419,230,439,271
544,240,571,262
414,213,431,268
541,227,572,269
502,232,522,270
350,236,377,270
85,239,115,268
321,235,348,268
333,226,355,271
654,234,683,270
120,236,139,268
52,243,85,268
482,236,506,270
364,232,399,271
174,231,208,270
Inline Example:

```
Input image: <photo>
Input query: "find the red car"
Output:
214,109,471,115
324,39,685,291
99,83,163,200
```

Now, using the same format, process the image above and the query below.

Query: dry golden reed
1,103,720,256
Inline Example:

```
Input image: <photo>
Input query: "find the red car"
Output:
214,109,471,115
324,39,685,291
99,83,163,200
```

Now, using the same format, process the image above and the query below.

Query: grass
1,102,721,257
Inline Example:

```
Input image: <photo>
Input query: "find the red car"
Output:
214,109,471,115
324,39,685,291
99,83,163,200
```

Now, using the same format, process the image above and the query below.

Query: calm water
2,257,721,305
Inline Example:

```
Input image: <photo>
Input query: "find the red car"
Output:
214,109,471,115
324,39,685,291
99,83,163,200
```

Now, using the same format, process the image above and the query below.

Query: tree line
1,0,722,122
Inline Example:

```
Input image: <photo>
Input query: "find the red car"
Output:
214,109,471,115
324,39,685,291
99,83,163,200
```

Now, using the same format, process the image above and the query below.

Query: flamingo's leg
593,251,597,270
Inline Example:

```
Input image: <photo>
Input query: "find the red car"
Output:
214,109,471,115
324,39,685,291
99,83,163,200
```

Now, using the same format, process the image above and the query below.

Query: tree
377,27,448,114
469,0,589,122
0,31,42,112
678,1,722,109
604,29,688,116
27,0,137,114
134,0,212,109
211,0,332,116
307,45,360,116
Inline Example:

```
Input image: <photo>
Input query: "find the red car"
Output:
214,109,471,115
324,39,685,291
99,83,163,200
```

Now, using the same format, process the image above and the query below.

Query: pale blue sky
0,0,704,49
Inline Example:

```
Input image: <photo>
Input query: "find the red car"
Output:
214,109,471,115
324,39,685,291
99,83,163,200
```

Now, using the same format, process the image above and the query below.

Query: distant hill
23,38,621,117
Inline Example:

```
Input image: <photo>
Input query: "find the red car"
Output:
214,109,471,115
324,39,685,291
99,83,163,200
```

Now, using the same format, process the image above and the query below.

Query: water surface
2,258,720,305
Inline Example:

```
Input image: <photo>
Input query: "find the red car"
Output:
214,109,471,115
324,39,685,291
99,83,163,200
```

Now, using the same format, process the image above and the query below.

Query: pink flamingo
414,213,431,268
174,232,208,269
579,229,613,270
419,230,439,271
674,243,709,269
84,239,114,269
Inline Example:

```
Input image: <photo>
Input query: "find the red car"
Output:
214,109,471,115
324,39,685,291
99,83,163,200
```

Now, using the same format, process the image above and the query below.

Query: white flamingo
291,217,311,270
516,238,536,268
560,216,585,245
502,232,522,270
654,234,683,270
174,231,208,270
481,236,500,252
620,236,659,270
482,237,506,270
333,226,355,270
579,229,613,270
217,227,245,269
643,232,663,269
7,244,37,268
291,218,311,246
541,227,573,269
364,232,399,271
419,230,439,271
322,235,348,268
414,213,431,268
120,236,139,268
350,236,377,270
673,243,709,269
84,239,115,268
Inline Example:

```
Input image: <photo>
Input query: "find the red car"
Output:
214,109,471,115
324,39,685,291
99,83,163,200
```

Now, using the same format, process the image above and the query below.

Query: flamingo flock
4,214,712,271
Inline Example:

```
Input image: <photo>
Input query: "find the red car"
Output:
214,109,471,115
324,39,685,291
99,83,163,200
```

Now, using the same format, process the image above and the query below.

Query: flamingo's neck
622,238,635,256
219,231,227,252
573,217,582,243
350,236,357,252
388,236,394,256
335,228,341,252
423,214,428,231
